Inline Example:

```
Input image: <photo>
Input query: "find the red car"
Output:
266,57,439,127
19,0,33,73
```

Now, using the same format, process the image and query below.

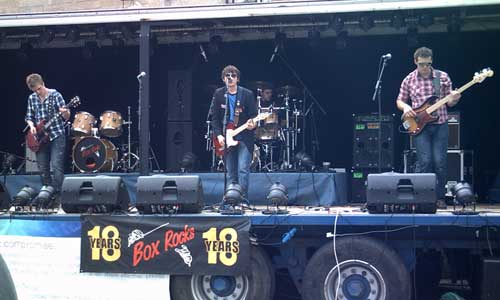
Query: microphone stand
275,51,326,163
222,87,229,201
371,56,389,173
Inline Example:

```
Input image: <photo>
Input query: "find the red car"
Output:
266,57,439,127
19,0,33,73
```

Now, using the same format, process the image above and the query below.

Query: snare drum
99,110,123,138
72,136,117,173
72,112,96,136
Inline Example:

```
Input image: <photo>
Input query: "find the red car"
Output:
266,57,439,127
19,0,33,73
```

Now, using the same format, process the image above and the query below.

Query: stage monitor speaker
136,175,204,214
0,182,11,211
481,258,500,300
352,114,394,169
61,176,130,213
366,172,437,213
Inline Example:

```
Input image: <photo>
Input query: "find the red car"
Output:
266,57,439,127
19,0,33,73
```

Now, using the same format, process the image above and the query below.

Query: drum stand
117,106,139,172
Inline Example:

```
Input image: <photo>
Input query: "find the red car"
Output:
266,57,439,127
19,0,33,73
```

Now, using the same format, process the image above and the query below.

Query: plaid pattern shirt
397,68,453,124
25,89,66,141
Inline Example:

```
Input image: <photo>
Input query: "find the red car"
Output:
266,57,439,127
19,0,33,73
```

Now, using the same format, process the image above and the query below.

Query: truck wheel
170,246,274,300
0,253,18,300
302,236,411,300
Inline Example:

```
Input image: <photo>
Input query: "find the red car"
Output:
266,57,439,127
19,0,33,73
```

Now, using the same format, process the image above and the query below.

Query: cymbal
246,81,274,91
276,85,300,97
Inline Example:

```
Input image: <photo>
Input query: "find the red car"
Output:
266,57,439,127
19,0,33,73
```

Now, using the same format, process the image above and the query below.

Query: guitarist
396,47,461,208
24,73,70,197
210,65,257,199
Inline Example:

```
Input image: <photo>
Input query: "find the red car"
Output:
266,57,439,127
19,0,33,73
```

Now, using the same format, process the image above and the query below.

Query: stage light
223,183,243,206
331,16,345,32
359,15,374,32
208,34,222,55
335,30,348,50
180,152,198,173
452,182,475,205
33,185,56,209
95,26,109,41
390,14,406,29
447,13,462,33
66,27,80,43
40,29,55,44
295,152,314,171
120,25,135,41
267,182,288,206
419,14,434,28
13,185,37,206
307,29,321,48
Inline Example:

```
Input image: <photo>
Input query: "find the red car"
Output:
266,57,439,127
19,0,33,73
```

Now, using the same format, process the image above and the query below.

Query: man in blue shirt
25,73,70,200
210,65,258,200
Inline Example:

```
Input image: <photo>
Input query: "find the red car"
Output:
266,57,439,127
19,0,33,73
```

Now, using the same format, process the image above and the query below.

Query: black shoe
437,199,447,209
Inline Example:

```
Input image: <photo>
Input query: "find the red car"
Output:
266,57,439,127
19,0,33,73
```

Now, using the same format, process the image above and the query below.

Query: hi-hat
276,85,300,97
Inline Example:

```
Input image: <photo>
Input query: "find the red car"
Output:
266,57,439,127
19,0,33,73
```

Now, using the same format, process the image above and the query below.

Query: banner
0,219,170,300
81,216,250,275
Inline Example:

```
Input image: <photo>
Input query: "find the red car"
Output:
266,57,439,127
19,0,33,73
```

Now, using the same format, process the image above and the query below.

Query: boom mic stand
371,54,390,173
274,51,327,165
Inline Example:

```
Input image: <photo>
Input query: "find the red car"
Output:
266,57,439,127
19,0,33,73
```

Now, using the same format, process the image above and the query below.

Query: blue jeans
225,143,252,197
36,135,66,192
413,123,448,199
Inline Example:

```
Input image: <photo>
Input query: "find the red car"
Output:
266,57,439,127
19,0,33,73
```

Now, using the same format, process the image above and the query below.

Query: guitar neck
426,79,476,114
230,115,262,136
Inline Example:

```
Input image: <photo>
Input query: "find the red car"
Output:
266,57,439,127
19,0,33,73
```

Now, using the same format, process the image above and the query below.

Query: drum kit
71,107,138,173
207,81,304,172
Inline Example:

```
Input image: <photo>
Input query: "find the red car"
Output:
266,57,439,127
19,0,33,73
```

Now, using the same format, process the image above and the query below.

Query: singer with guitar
210,65,257,199
25,73,71,199
396,47,461,208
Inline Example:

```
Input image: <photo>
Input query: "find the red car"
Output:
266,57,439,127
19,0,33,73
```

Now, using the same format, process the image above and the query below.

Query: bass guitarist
396,47,461,208
210,65,257,199
25,73,70,198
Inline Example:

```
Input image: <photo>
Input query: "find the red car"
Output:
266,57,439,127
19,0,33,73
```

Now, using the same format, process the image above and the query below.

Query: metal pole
139,21,151,176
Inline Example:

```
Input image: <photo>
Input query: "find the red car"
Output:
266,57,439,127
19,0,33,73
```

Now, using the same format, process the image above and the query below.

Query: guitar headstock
473,68,494,83
68,96,81,108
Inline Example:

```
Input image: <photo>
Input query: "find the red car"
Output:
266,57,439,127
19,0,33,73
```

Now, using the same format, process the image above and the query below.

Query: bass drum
72,137,117,173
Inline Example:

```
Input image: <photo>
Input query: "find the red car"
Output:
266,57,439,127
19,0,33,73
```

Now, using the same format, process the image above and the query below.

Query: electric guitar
214,112,271,156
26,96,81,152
401,68,494,136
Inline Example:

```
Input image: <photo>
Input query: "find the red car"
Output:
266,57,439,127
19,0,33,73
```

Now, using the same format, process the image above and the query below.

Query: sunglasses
225,73,237,79
417,62,432,67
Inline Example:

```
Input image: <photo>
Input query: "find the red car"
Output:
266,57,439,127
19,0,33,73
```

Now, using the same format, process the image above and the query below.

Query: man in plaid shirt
396,47,461,208
25,73,71,201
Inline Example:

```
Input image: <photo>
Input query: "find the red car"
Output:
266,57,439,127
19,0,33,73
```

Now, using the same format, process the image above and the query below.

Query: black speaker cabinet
136,175,204,214
0,182,11,211
352,114,394,169
366,173,437,213
481,258,500,300
61,176,130,213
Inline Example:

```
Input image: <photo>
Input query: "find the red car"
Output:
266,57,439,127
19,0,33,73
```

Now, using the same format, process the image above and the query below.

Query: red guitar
402,68,493,136
214,112,270,156
26,96,80,152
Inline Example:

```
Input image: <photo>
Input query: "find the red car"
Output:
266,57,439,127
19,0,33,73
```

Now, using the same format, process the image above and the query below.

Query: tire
170,246,275,300
302,236,411,300
0,253,17,300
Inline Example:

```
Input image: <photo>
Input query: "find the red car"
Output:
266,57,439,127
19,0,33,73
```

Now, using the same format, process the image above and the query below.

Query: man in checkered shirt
396,47,461,208
25,73,71,200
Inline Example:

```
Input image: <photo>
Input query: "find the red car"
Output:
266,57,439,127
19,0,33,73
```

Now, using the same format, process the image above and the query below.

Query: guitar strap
233,100,242,126
433,70,441,99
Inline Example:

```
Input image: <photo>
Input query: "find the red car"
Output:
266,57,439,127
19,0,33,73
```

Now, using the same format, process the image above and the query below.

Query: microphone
382,53,392,60
199,45,208,62
269,44,279,63
136,71,146,79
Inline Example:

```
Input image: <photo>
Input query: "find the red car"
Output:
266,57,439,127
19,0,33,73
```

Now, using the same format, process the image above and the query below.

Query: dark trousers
413,123,448,199
35,135,66,192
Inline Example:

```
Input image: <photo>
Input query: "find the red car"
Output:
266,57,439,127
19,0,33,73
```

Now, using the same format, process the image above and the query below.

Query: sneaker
436,199,447,209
